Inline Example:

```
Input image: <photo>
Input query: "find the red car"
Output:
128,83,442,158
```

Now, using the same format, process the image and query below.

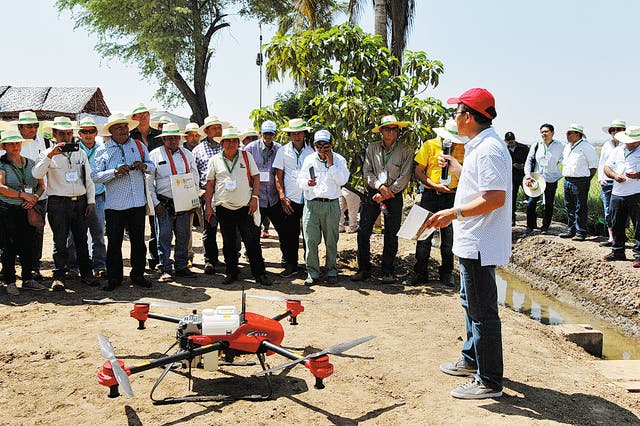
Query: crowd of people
0,88,639,400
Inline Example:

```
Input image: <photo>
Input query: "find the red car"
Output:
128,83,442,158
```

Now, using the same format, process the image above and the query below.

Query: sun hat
150,115,172,130
601,119,626,135
281,118,311,133
199,115,229,133
128,103,156,118
0,121,16,133
0,130,30,144
372,115,411,133
260,120,277,134
566,123,585,137
314,129,331,144
240,128,259,142
103,113,140,134
613,125,640,144
214,127,243,143
12,111,40,126
155,122,187,138
447,88,497,119
42,116,79,133
433,119,469,145
184,122,204,137
523,172,546,198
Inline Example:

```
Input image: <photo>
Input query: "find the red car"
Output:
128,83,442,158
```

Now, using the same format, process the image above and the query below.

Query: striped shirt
91,138,155,211
0,156,39,206
192,138,222,189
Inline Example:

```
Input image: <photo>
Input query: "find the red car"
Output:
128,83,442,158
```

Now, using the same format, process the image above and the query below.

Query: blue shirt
80,141,105,195
92,138,155,211
243,138,281,207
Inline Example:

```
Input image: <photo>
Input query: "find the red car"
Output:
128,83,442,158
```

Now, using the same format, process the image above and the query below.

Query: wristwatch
455,207,464,221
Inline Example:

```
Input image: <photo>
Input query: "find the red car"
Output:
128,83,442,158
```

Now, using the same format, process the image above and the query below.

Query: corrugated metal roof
0,86,110,120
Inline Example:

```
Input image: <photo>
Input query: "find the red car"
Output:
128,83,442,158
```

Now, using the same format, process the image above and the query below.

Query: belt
49,194,87,202
310,198,337,202
565,176,590,181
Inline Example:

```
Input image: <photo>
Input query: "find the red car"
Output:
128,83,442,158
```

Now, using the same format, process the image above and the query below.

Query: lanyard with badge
64,152,79,183
259,140,273,182
538,141,550,169
379,141,396,183
8,157,34,194
222,153,239,191
83,144,97,162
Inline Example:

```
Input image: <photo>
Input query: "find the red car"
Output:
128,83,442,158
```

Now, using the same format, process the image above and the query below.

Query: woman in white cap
0,131,47,295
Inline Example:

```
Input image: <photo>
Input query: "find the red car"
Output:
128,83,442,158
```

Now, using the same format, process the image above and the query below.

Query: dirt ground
1,219,639,425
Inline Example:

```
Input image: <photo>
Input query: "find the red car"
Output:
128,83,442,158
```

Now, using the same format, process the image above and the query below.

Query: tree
276,0,347,35
56,0,288,123
251,23,447,183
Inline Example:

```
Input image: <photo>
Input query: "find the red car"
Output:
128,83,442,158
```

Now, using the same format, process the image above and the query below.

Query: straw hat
372,115,411,133
199,115,229,133
214,127,243,143
566,123,585,137
12,111,40,125
155,122,186,138
602,119,626,135
128,103,156,118
103,113,139,134
433,119,469,145
0,130,31,145
240,128,259,142
77,116,104,135
523,172,546,198
150,115,172,130
613,125,640,144
42,116,79,133
0,121,16,133
184,122,204,137
281,118,311,133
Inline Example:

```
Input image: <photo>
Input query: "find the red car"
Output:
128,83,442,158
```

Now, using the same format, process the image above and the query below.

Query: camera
60,143,80,153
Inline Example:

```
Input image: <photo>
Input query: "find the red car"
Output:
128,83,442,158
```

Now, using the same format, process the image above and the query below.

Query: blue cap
260,120,277,134
314,129,331,143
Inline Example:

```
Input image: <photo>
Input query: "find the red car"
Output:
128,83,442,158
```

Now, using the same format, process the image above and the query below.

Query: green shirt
0,156,39,206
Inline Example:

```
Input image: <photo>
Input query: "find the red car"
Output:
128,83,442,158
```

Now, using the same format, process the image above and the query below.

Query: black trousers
216,205,265,278
105,206,147,283
357,189,403,274
0,205,34,283
280,201,305,267
147,215,159,265
48,196,92,280
31,198,47,270
259,201,286,260
414,190,455,277
526,180,558,230
201,197,220,265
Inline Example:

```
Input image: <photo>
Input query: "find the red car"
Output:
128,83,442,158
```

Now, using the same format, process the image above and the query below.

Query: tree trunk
374,0,387,48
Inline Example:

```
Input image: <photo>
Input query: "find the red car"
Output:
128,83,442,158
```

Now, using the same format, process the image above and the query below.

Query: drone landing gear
151,353,273,404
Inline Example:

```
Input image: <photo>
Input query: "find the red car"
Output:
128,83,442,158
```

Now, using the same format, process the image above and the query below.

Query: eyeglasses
540,130,551,134
79,129,97,134
609,127,625,134
315,143,331,148
380,126,399,132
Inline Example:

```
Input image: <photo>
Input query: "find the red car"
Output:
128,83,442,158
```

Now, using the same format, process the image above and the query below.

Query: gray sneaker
440,358,477,377
451,378,502,399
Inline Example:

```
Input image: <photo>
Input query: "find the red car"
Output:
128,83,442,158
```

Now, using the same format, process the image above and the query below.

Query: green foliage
251,23,448,180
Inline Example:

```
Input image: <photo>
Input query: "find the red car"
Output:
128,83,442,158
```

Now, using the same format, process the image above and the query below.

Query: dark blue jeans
200,197,219,265
0,205,34,283
105,206,147,283
48,196,92,280
526,180,558,230
459,257,503,390
564,177,591,237
414,190,454,277
357,189,403,274
611,193,640,259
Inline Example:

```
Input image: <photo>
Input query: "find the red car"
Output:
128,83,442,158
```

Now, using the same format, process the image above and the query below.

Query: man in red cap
425,88,511,399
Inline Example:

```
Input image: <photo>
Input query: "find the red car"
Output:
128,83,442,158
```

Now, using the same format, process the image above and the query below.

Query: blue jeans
600,182,614,228
564,177,591,237
156,208,191,273
459,257,503,390
67,193,107,272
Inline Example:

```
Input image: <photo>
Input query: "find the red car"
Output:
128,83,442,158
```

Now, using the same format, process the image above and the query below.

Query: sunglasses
315,143,331,148
609,127,625,133
79,129,97,134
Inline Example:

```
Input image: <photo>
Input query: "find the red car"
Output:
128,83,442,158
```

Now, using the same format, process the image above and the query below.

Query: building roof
0,86,111,120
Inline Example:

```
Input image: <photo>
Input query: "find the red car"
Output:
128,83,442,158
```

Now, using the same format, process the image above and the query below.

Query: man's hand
280,196,294,215
438,153,462,177
325,149,334,167
248,196,258,215
308,179,317,187
378,185,394,200
372,193,384,203
85,203,94,217
114,165,131,176
47,143,65,158
524,177,536,187
614,173,627,183
425,208,457,229
432,183,454,193
625,170,639,180
205,205,214,222
20,192,38,209
155,203,167,217
131,161,147,172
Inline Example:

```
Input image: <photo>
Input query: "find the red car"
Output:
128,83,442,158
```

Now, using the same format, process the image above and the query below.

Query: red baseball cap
447,88,497,119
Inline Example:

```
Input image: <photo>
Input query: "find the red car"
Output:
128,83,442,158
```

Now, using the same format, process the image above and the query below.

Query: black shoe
222,274,237,285
148,259,158,271
326,275,338,284
540,228,549,235
439,272,455,287
280,264,298,278
256,274,273,286
405,274,427,286
204,263,215,275
602,252,626,262
175,268,196,278
81,275,99,287
51,279,66,292
599,240,613,247
132,277,152,288
381,273,395,284
350,270,371,282
559,232,575,238
524,227,533,236
102,280,121,291
32,270,43,281
304,276,319,286
572,235,586,241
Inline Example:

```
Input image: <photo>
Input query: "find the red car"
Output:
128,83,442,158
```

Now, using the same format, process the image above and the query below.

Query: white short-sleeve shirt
562,139,598,178
453,127,512,266
272,142,314,204
605,145,640,197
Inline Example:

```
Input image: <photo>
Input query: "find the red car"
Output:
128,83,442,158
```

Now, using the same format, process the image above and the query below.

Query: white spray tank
201,306,240,371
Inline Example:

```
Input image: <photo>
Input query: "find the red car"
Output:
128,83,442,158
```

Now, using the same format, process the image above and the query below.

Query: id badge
224,179,237,191
314,184,328,194
24,186,34,194
259,171,270,182
539,157,549,168
378,170,388,183
65,171,79,182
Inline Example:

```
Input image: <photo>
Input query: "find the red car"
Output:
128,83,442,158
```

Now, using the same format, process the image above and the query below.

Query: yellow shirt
414,137,465,189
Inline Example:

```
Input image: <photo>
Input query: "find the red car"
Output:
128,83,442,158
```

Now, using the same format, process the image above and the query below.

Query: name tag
24,186,34,194
260,171,270,182
378,171,388,183
66,171,79,182
539,157,549,168
224,179,237,191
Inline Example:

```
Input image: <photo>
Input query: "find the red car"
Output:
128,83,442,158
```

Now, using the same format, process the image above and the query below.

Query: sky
2,1,639,144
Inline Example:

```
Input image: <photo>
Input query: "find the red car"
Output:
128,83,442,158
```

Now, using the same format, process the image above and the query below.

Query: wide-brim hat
602,119,626,135
0,121,16,133
240,128,259,142
184,122,205,137
372,115,411,133
150,115,172,130
103,113,139,134
127,103,156,118
214,127,243,143
0,130,31,145
613,125,640,144
433,119,469,145
566,123,585,137
523,172,546,198
77,116,104,134
42,116,79,133
155,122,186,138
281,118,311,133
199,115,229,133
12,110,40,126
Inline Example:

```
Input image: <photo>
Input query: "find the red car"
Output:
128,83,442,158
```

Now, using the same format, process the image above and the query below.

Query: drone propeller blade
254,335,375,376
97,334,134,397
85,298,199,308
245,293,344,305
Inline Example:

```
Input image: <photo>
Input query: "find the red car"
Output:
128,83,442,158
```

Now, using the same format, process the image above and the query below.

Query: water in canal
496,269,640,360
